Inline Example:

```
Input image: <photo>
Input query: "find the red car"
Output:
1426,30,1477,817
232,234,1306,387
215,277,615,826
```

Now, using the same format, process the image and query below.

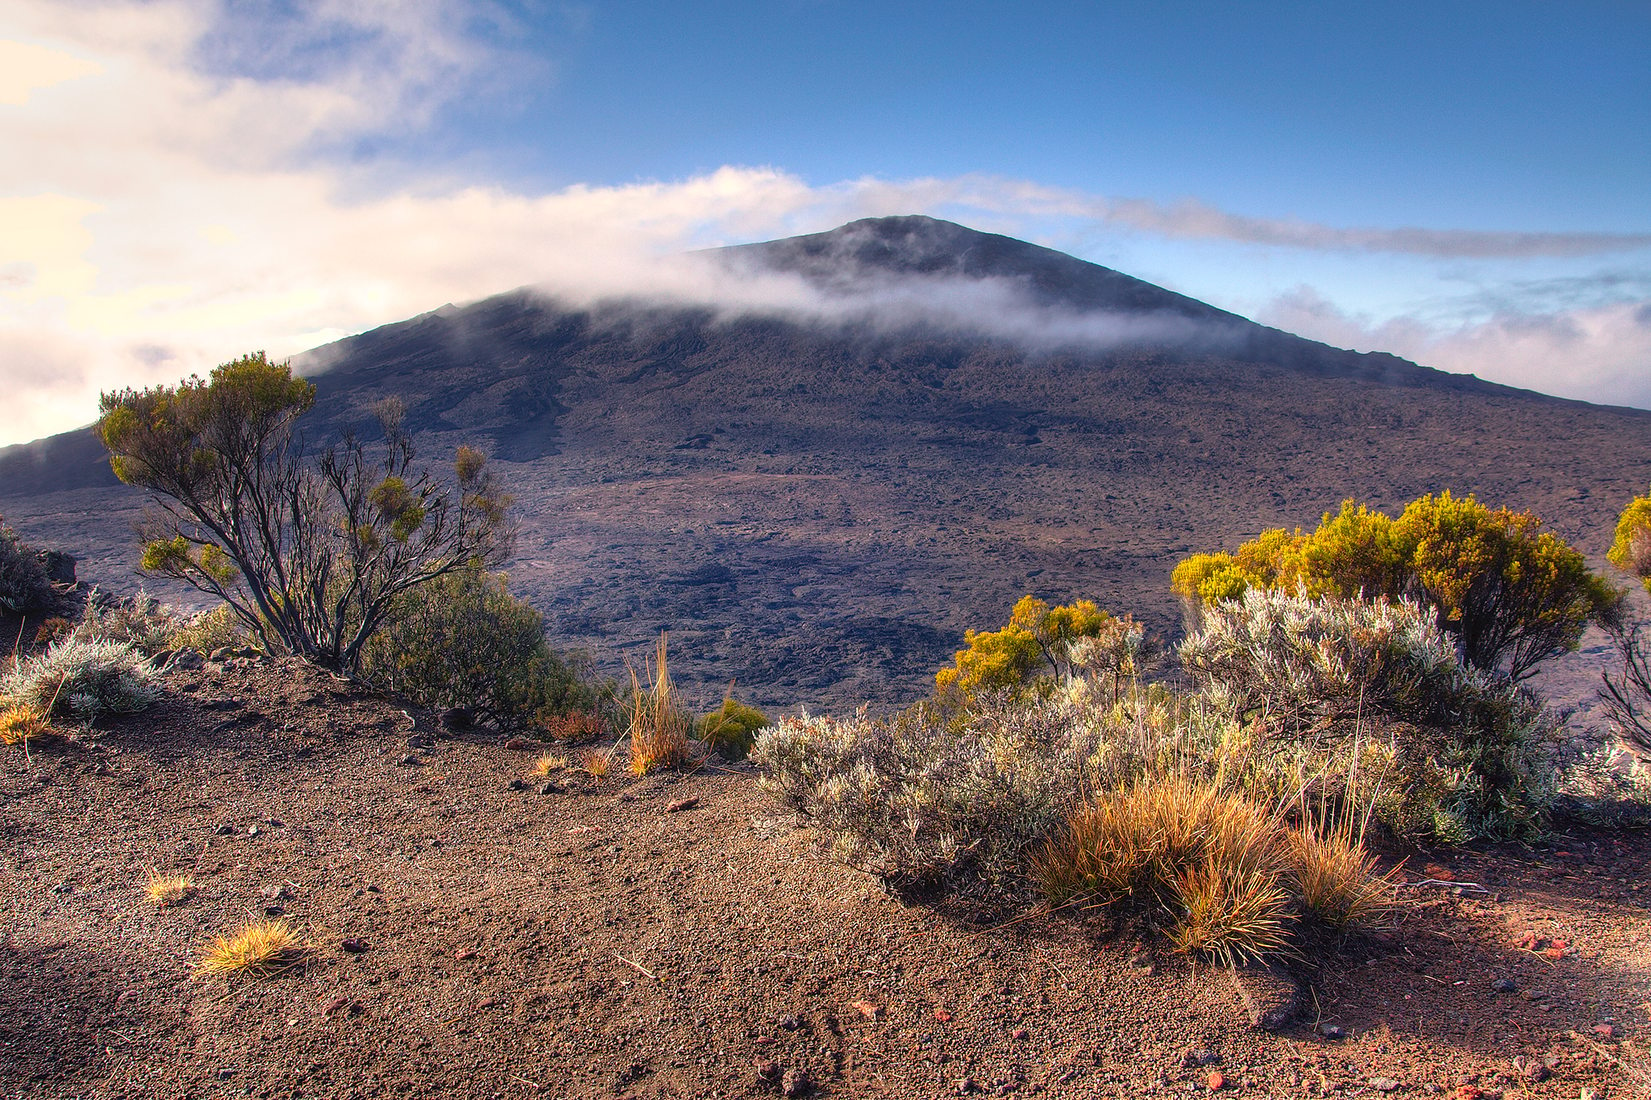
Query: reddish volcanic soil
3,656,1648,1100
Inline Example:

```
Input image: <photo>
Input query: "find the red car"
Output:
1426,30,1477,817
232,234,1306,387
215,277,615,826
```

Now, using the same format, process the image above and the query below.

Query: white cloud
1,0,1648,448
1259,287,1651,408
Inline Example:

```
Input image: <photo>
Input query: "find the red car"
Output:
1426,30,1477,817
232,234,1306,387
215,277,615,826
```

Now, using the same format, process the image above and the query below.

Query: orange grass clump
625,633,692,776
196,919,301,976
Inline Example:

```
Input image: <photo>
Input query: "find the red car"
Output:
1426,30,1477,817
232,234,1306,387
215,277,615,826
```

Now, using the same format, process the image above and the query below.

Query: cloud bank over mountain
1,0,1646,446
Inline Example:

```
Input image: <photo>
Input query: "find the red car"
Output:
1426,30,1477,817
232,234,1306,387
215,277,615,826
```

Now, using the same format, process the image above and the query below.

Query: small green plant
196,919,301,976
167,603,253,654
696,695,770,760
626,633,692,776
3,637,160,725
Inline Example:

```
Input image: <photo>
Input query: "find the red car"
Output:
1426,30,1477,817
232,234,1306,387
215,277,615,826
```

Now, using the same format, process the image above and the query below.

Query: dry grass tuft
1289,818,1398,930
626,633,693,776
196,919,302,976
1032,775,1296,963
144,867,195,906
579,747,611,781
531,752,568,778
1168,863,1293,964
0,703,50,746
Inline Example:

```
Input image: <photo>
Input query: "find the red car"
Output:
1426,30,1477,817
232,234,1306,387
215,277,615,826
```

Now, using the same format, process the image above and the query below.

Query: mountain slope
3,217,1648,708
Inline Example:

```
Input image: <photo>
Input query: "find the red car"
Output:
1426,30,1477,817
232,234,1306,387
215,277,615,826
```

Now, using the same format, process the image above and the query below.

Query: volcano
4,216,1648,708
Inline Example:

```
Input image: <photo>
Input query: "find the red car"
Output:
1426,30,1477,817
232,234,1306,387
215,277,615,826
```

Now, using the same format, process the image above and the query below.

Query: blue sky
1,0,1648,446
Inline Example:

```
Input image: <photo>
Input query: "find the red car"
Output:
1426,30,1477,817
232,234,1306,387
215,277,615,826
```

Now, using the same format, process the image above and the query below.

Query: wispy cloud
1,0,1647,448
1259,287,1651,408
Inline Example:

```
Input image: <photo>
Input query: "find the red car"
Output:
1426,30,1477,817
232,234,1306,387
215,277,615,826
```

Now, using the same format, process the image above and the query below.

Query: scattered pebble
508,778,530,791
455,947,478,960
397,754,421,767
1184,1050,1222,1067
1206,1070,1226,1091
1491,977,1518,994
754,1058,778,1081
956,1078,980,1094
1318,1024,1347,1041
666,796,700,812
851,999,882,1020
1370,1078,1400,1093
340,938,370,954
1592,1022,1621,1039
777,1014,802,1031
264,905,285,917
215,824,236,835
933,1009,954,1023
1011,1027,1029,1041
1512,1056,1549,1082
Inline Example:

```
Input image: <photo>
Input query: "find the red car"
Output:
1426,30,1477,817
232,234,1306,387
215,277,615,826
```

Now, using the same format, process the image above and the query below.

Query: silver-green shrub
70,588,188,656
1180,587,1556,841
0,519,53,615
753,697,1086,898
3,637,160,724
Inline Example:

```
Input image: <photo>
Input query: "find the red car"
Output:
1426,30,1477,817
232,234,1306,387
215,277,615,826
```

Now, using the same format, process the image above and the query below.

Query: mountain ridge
3,216,1648,708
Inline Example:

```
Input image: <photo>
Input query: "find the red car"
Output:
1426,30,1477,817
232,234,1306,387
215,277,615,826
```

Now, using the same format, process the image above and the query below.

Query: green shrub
1173,494,1617,681
168,603,255,654
3,637,160,725
0,518,53,615
360,563,595,726
696,697,770,760
935,595,1136,706
1180,587,1556,842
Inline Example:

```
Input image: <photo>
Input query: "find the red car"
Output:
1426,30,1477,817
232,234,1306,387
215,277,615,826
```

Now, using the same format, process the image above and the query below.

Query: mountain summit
3,218,1647,706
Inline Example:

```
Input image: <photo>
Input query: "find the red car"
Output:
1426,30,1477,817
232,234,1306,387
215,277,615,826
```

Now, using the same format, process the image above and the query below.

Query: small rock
442,707,475,731
397,754,421,767
1206,1071,1226,1091
851,999,881,1020
1184,1050,1222,1067
1318,1024,1347,1041
260,884,292,900
50,882,72,895
666,796,700,812
1580,1087,1599,1100
247,824,260,837
215,824,236,835
778,1014,802,1031
957,1078,980,1094
934,1009,954,1023
455,947,477,960
1128,949,1155,970
1370,1078,1400,1093
539,781,562,795
508,778,530,791
781,1067,811,1097
503,734,534,750
322,994,350,1015
1592,1022,1621,1039
1512,1056,1548,1082
215,1068,238,1080
264,905,285,917
1012,1027,1029,1041
340,938,370,954
1491,977,1518,994
754,1058,778,1081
